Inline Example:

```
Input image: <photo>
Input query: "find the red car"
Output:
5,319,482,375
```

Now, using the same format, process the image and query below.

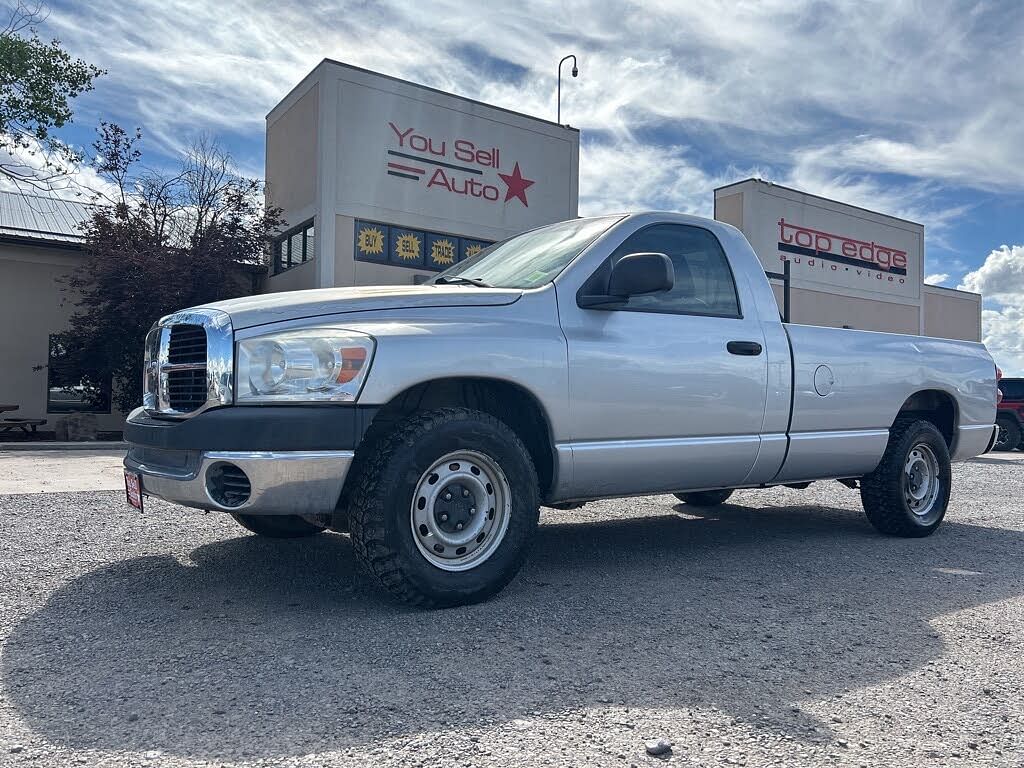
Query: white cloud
578,140,763,217
0,135,120,202
790,104,1024,191
957,245,1024,376
960,245,1024,303
924,273,950,286
980,306,1024,377
43,0,1024,195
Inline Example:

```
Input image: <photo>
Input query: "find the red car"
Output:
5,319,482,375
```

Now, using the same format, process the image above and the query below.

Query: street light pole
557,54,578,125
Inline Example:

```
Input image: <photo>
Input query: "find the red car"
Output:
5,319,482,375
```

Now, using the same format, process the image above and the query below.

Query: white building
714,179,981,341
264,59,580,293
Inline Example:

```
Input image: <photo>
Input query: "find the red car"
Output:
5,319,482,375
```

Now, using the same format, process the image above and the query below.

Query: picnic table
0,404,47,436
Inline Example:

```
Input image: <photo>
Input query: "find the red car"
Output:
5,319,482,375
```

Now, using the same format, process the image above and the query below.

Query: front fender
232,287,570,443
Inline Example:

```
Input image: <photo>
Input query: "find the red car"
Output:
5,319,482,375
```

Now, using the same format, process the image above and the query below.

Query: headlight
236,328,375,403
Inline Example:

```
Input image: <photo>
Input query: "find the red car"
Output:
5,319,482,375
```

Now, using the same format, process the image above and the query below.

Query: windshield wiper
433,276,493,288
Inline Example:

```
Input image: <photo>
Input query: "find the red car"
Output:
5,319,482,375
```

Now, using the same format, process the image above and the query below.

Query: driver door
557,223,769,498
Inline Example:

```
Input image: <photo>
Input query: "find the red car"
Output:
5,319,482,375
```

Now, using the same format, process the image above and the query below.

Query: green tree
0,1,103,187
54,124,283,413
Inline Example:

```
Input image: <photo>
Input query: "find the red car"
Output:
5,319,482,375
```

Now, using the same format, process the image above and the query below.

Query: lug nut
444,492,452,501
440,513,448,522
463,489,470,497
469,507,476,515
456,522,464,531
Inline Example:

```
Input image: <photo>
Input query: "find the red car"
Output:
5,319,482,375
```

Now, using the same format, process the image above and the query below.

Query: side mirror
579,252,674,308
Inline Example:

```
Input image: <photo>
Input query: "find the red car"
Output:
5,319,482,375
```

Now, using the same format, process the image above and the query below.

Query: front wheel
860,419,951,537
674,489,734,506
230,513,327,538
348,407,540,607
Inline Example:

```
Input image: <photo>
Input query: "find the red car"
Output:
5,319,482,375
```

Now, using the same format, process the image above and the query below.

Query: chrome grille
166,325,208,412
166,366,208,412
167,324,207,364
143,309,234,418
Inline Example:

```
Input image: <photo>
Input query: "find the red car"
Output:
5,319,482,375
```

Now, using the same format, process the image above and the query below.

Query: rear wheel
860,419,950,537
995,415,1021,452
674,489,734,506
348,407,540,607
230,513,327,538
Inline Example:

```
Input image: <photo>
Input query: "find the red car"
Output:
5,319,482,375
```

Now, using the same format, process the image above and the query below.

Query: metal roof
0,189,91,246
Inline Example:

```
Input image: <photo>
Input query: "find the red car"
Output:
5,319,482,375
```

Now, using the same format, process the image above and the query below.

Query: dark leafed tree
53,123,284,413
0,1,104,188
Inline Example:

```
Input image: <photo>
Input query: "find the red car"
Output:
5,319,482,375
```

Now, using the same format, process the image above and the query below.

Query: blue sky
19,0,1024,368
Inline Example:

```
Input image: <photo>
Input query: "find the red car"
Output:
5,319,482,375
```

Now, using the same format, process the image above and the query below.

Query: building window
273,220,315,274
46,336,111,413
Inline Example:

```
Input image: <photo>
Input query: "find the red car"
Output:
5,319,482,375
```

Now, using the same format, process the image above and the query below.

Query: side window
603,224,741,317
273,220,316,274
1002,381,1024,401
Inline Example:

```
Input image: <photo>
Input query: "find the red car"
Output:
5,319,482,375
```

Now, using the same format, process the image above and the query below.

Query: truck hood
197,285,524,330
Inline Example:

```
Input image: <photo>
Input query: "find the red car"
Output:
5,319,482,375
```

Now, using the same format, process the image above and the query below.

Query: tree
53,124,284,413
0,1,103,188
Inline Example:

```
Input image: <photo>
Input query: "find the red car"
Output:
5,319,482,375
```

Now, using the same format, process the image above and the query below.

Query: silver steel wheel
903,443,941,518
410,450,512,572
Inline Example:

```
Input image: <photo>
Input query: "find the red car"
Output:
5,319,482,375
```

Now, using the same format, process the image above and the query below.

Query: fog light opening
206,462,251,508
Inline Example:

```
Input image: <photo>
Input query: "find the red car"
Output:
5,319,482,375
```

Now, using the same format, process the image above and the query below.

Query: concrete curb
0,441,127,452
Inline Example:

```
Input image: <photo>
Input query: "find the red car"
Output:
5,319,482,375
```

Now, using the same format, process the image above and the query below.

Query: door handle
727,340,762,356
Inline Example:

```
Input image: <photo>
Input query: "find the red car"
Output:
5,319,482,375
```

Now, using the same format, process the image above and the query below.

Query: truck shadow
4,500,1022,759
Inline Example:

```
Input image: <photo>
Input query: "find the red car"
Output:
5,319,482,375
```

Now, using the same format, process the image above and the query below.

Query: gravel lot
1,451,1023,767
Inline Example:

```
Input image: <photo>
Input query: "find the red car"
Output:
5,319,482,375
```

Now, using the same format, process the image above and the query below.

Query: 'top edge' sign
778,218,909,282
735,184,922,304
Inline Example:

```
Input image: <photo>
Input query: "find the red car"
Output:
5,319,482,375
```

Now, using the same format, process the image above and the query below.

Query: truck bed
777,323,997,483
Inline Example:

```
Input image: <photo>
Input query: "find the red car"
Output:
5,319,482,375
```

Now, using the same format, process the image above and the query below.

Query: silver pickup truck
124,212,999,606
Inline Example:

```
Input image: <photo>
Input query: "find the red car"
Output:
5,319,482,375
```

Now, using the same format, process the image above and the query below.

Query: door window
1001,380,1024,401
598,224,741,317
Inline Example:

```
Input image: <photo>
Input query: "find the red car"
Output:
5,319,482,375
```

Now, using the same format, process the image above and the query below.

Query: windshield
433,215,624,289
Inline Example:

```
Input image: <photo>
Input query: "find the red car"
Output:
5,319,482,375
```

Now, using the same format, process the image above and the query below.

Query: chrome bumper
124,449,354,515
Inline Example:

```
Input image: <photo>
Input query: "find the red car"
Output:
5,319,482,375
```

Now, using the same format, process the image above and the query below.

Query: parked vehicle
996,377,1024,451
124,213,999,606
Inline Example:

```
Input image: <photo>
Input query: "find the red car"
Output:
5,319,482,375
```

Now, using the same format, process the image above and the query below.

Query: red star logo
498,162,535,207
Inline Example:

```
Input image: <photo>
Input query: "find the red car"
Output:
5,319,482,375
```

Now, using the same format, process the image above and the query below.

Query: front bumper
124,448,354,515
123,404,374,515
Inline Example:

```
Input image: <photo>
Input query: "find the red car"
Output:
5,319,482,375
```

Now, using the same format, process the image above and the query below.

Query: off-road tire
995,415,1021,452
674,489,734,506
860,419,951,537
230,513,327,538
348,407,540,608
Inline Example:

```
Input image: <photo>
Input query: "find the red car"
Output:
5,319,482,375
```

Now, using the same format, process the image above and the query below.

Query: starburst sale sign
354,219,492,271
